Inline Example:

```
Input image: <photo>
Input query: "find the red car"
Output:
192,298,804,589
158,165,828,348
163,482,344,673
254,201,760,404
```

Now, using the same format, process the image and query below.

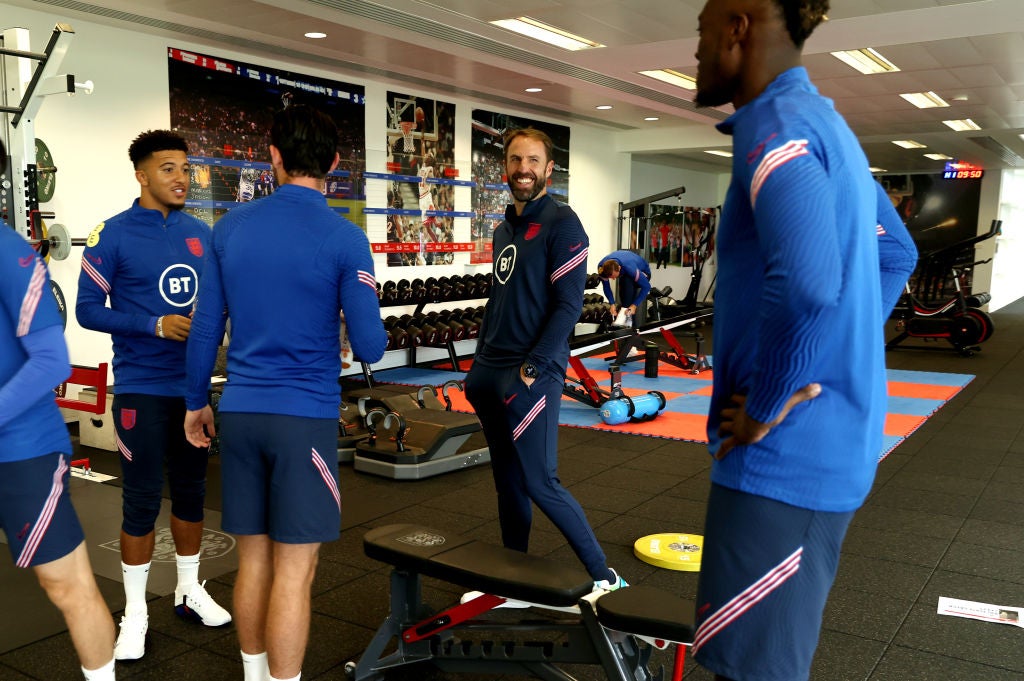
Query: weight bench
348,383,489,480
348,523,695,681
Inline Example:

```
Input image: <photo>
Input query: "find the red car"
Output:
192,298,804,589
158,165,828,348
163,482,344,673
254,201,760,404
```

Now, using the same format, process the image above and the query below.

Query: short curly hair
128,130,188,168
770,0,829,48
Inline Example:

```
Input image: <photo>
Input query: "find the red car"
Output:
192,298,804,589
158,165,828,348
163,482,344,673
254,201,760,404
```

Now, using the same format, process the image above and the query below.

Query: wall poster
382,91,458,266
167,47,366,228
470,109,570,264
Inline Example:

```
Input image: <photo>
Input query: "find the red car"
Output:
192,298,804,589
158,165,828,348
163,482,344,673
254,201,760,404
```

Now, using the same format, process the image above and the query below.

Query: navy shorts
114,393,209,536
693,483,854,681
219,412,341,544
0,453,84,568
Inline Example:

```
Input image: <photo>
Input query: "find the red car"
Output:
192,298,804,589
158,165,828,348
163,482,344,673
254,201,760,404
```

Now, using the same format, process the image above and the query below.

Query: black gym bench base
346,523,695,681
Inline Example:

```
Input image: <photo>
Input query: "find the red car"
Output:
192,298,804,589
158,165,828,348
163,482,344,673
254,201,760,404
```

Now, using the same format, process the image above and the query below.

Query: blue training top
598,250,651,307
708,67,916,512
475,194,589,378
76,200,210,396
0,227,71,462
185,183,387,419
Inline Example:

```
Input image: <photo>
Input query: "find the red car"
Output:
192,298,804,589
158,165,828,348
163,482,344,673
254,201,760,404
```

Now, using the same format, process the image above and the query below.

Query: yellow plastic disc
633,533,704,572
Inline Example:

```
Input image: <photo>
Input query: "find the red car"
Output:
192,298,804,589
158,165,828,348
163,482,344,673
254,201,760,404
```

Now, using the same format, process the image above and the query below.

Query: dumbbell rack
361,272,493,378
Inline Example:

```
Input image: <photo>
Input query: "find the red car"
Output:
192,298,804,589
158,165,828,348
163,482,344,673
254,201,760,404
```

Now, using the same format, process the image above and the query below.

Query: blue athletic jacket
708,68,916,512
185,184,387,418
76,200,210,396
475,194,589,378
0,227,72,462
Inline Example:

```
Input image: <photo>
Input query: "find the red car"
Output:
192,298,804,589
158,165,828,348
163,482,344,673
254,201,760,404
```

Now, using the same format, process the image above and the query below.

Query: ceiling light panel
490,17,604,51
942,119,981,131
638,69,697,90
892,140,927,149
830,48,900,74
900,91,950,108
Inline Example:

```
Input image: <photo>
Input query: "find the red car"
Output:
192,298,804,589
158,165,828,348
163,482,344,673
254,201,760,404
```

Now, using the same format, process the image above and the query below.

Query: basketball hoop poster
384,91,457,267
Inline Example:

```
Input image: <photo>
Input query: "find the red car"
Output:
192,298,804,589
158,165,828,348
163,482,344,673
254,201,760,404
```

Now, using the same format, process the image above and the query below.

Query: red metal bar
402,593,507,643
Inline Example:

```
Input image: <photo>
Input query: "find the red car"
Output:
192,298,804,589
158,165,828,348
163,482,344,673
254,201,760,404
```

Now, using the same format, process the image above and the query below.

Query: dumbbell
383,315,409,350
399,313,432,346
461,307,484,337
453,276,468,299
580,303,604,324
423,312,452,345
436,311,466,341
462,274,478,298
381,281,398,305
424,277,440,302
411,278,426,304
437,276,453,301
585,273,601,289
396,279,413,304
475,272,490,298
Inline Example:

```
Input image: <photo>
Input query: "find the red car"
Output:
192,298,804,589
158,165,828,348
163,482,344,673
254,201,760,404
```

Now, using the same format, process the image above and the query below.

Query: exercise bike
886,219,1000,357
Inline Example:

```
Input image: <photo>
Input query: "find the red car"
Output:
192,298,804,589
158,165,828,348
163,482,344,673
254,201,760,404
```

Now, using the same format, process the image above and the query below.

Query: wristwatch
521,362,539,379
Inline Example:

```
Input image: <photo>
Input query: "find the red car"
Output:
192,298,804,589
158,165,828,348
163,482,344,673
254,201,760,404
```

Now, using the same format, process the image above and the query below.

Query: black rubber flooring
1,300,1022,680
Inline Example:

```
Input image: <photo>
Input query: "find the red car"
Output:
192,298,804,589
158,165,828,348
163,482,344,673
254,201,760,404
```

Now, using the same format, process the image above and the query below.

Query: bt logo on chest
494,245,517,284
160,264,199,307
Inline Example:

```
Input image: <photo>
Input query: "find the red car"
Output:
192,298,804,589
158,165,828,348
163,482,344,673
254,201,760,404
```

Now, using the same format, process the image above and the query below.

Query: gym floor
1,300,1022,680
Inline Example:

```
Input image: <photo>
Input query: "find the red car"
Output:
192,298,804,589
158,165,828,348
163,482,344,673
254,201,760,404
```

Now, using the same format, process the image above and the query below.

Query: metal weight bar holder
2,22,92,256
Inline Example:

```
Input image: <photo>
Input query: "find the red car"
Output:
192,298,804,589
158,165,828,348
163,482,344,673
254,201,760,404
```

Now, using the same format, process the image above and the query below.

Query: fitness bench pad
364,523,594,608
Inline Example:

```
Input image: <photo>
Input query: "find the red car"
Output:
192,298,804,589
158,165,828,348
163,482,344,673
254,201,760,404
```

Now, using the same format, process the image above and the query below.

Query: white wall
990,169,1024,311
1,4,630,373
629,160,724,207
627,159,726,304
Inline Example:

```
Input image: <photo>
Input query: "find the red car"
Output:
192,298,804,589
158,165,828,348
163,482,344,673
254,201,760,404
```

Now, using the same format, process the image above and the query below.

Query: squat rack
1,23,92,240
615,185,685,253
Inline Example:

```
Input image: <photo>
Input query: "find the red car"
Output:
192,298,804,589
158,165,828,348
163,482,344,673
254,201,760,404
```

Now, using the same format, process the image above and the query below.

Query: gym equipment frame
2,23,92,244
347,523,695,681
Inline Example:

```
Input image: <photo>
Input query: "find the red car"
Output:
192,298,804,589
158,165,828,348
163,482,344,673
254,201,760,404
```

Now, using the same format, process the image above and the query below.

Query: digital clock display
942,169,984,179
942,162,984,180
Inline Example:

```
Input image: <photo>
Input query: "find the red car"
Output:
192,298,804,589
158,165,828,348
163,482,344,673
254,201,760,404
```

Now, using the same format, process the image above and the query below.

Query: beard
507,173,545,203
695,63,738,109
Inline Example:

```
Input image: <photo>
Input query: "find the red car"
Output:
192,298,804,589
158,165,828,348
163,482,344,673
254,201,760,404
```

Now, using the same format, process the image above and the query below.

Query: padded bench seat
596,585,695,644
363,523,593,609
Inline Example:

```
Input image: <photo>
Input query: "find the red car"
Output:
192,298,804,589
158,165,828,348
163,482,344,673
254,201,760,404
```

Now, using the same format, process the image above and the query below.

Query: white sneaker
611,310,630,327
593,568,629,592
460,590,531,609
174,580,232,626
114,611,148,661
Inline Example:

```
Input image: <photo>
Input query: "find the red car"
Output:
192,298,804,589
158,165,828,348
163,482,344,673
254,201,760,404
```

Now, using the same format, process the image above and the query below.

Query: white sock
269,674,300,681
241,650,269,681
121,562,150,616
175,552,200,596
81,657,115,680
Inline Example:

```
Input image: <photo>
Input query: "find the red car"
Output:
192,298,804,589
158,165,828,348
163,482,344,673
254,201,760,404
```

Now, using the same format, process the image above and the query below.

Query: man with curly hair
77,130,231,661
689,1,916,679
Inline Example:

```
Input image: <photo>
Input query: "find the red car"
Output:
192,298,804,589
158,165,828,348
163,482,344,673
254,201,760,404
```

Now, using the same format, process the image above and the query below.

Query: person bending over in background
76,129,230,662
598,250,652,327
689,1,918,680
184,104,387,681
